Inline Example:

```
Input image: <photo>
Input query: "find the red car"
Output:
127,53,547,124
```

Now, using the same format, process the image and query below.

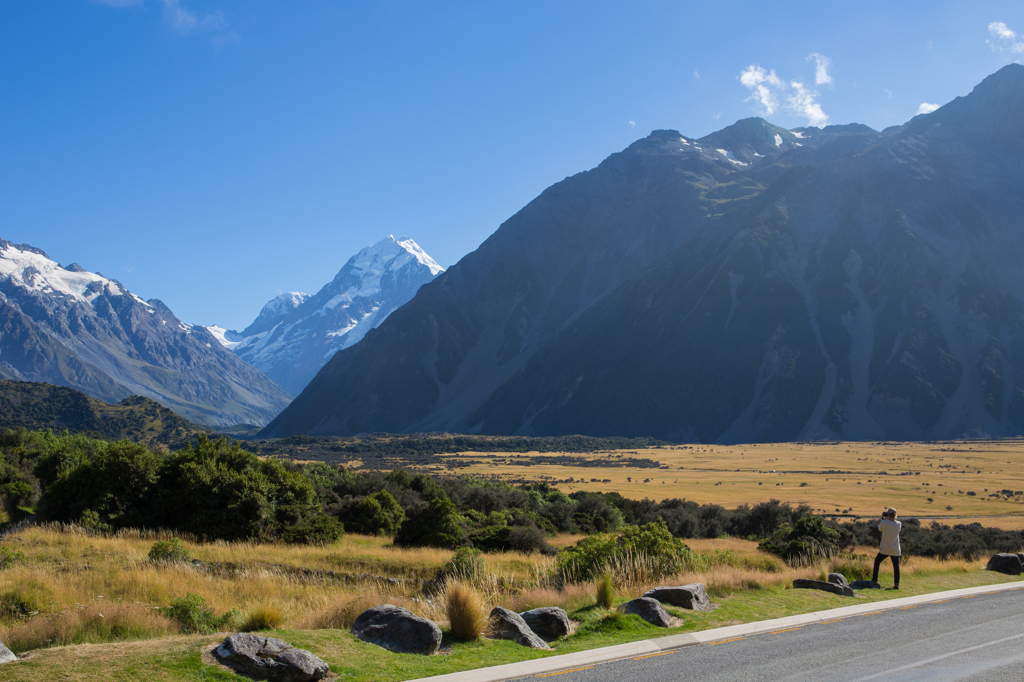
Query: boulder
519,607,571,640
616,597,673,628
214,634,329,682
986,553,1024,576
351,604,442,655
827,573,850,588
849,580,882,590
488,607,550,649
792,579,855,597
643,584,711,611
0,640,15,664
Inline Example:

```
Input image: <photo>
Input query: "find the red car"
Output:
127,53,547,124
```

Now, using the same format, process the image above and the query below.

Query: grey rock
0,640,16,664
488,607,550,649
617,597,673,628
214,633,329,682
986,553,1024,576
792,579,856,597
351,604,442,655
519,607,571,640
643,584,712,611
849,580,882,590
827,573,850,588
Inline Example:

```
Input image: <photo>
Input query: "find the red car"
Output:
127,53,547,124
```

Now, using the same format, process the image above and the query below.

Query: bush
438,547,484,581
163,593,238,634
595,573,614,609
241,606,284,632
0,589,39,619
345,490,405,536
759,516,841,563
1,603,177,653
394,495,465,549
557,519,693,582
445,581,485,641
148,538,190,563
0,546,25,570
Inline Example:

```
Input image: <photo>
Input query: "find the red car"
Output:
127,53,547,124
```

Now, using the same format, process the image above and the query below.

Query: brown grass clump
0,602,177,654
445,581,486,641
302,590,384,630
240,605,284,632
594,573,614,609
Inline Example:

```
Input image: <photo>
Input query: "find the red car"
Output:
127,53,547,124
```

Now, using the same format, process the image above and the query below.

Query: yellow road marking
537,667,594,677
931,599,950,603
632,651,675,660
858,612,884,617
768,627,802,634
707,637,745,646
821,619,846,624
898,605,918,610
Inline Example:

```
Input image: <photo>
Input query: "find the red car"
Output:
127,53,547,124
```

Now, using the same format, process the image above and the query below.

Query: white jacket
878,518,902,556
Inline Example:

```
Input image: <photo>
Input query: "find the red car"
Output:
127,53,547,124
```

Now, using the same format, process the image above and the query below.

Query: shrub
830,559,871,582
438,547,484,581
557,519,693,583
0,546,25,570
595,573,614,609
0,589,39,619
759,516,841,563
345,490,405,536
163,593,237,634
394,495,465,549
306,592,381,630
148,538,190,563
241,606,284,632
78,509,111,534
445,581,485,641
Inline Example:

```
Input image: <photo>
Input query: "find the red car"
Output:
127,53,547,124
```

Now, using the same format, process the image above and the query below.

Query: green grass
2,568,1018,682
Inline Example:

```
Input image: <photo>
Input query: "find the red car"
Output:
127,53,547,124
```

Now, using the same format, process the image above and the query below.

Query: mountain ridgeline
206,235,444,396
264,65,1024,443
0,242,291,426
0,380,209,447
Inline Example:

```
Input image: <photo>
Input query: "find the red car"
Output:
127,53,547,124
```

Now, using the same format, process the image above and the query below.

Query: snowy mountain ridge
0,239,291,426
206,235,444,396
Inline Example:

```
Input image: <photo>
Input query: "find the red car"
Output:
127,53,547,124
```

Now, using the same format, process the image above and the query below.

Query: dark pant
872,552,900,586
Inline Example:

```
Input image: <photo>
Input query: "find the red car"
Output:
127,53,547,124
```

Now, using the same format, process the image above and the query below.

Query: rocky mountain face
263,65,1024,443
0,241,291,426
207,235,443,396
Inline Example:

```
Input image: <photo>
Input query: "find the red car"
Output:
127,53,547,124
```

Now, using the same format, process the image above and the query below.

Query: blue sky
2,1,1022,331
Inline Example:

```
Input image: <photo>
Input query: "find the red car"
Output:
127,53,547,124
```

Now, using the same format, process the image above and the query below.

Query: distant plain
392,440,1024,527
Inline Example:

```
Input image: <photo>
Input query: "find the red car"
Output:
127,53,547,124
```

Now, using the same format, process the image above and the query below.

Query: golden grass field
402,440,1024,528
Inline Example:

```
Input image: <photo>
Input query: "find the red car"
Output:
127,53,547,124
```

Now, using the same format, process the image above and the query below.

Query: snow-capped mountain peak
205,235,445,396
0,240,136,307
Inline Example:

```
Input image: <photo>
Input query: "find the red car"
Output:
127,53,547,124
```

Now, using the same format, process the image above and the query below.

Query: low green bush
0,546,26,570
557,519,694,582
162,593,239,634
759,516,841,563
438,547,484,581
148,538,190,563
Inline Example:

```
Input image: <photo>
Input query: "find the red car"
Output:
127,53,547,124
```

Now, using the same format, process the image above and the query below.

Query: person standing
872,508,901,589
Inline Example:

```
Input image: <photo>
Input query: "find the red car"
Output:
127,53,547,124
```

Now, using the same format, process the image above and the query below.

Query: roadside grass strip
406,580,1024,682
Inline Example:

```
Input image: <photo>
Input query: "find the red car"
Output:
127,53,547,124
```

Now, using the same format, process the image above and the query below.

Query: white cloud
789,80,829,127
807,53,833,87
627,120,636,128
738,63,830,128
739,64,783,114
693,69,700,79
988,21,1024,58
161,0,225,34
712,111,723,120
917,102,940,115
884,88,893,99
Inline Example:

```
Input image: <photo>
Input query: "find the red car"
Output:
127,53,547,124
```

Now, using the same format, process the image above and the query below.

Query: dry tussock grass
0,602,177,653
444,581,486,640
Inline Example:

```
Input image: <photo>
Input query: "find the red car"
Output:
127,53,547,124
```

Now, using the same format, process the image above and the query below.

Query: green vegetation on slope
0,381,209,448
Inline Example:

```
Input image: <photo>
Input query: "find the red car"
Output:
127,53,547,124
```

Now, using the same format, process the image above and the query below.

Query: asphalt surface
508,588,1024,682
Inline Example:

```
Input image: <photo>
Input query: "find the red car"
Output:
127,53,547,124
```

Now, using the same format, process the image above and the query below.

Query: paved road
510,589,1024,682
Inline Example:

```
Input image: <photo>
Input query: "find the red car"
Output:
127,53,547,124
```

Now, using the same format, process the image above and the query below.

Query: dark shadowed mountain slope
265,65,1024,443
0,241,291,426
0,380,210,447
